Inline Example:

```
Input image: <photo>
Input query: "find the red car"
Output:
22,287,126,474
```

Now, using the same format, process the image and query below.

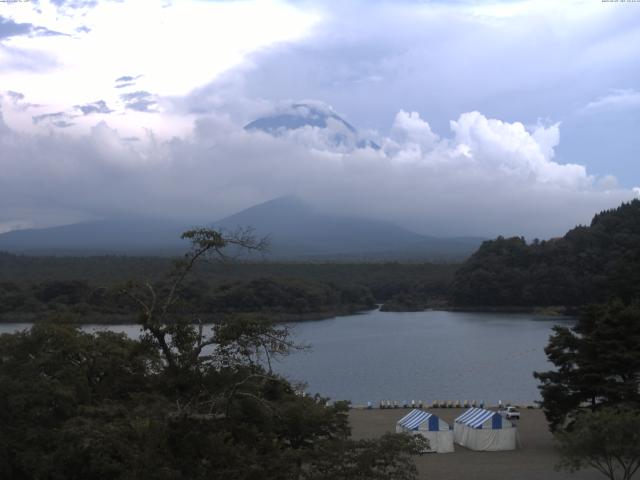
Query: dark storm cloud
120,91,157,112
74,100,113,115
0,16,66,40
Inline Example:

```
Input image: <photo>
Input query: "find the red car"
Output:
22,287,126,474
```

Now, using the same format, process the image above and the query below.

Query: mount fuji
245,102,380,151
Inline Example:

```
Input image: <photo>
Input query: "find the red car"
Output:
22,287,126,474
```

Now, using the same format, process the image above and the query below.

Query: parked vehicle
501,406,520,420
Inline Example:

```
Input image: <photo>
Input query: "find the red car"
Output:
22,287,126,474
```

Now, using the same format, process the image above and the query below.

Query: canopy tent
453,408,516,451
396,409,454,453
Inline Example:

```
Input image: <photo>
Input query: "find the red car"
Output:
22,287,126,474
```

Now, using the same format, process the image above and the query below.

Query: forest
0,254,455,323
450,200,640,308
2,200,640,322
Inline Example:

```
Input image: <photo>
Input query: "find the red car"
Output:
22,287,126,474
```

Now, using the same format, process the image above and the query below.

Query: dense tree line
0,276,375,323
451,200,640,307
0,252,456,289
0,253,456,320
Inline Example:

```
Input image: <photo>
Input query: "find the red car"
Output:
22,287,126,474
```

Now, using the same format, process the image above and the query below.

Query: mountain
244,102,380,151
0,218,189,255
215,196,481,260
0,197,482,259
451,199,640,307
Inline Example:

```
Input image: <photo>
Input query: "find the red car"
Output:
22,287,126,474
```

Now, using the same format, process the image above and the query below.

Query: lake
0,309,570,405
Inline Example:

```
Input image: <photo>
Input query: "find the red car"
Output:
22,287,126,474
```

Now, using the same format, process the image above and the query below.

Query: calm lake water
0,309,570,405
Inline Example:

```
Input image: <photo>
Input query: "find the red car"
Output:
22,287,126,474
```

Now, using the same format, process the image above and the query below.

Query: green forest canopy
451,200,640,307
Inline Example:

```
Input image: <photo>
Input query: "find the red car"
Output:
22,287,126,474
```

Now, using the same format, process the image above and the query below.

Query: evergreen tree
534,299,640,431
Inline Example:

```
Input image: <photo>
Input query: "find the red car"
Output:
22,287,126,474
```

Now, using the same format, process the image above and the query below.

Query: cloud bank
1,1,638,239
0,102,635,238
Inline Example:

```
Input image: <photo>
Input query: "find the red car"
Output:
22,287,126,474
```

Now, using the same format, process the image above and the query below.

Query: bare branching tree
121,227,273,370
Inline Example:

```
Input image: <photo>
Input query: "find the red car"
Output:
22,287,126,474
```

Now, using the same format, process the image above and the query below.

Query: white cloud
581,89,640,113
449,112,588,189
597,174,618,190
0,0,320,137
391,110,439,150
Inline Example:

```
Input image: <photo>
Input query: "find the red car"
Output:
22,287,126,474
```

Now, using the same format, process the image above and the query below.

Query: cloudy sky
1,0,639,238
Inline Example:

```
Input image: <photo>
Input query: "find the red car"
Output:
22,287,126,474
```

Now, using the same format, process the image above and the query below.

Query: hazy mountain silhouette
215,196,482,260
0,218,189,255
0,197,482,259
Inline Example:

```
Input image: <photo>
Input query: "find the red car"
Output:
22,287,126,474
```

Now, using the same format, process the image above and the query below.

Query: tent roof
455,408,501,429
397,409,440,430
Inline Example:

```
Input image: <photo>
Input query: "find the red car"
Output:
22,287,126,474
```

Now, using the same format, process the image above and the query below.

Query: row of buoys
373,399,496,409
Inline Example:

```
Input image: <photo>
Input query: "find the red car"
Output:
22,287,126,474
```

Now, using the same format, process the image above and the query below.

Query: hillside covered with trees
450,200,640,308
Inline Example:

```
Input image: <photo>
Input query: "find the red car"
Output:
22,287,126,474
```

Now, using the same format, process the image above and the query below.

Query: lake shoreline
0,303,580,325
0,305,376,325
430,305,581,316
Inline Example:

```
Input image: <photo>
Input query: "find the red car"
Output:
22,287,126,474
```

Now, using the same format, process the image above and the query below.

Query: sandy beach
349,408,602,480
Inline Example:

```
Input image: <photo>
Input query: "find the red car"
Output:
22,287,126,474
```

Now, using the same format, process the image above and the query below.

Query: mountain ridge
0,196,482,259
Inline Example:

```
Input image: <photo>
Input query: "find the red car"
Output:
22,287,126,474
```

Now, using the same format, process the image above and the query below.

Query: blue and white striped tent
396,409,454,453
455,407,505,429
454,408,516,451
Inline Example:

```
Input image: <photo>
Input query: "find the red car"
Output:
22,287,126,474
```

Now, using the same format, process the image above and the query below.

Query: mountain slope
0,197,482,259
0,218,189,255
215,196,481,259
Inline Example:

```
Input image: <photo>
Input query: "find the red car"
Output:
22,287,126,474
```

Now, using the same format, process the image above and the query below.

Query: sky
0,0,639,238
